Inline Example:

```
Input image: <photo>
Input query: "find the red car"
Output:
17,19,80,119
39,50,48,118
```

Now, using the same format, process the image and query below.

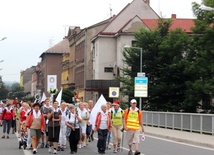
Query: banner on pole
47,75,57,91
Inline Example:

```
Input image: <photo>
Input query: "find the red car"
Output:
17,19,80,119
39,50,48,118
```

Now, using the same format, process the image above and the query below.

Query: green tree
184,1,214,112
0,76,9,100
7,82,25,99
54,88,74,103
119,19,192,111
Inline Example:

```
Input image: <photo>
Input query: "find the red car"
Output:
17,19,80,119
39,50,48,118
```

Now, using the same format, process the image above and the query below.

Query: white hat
130,99,137,103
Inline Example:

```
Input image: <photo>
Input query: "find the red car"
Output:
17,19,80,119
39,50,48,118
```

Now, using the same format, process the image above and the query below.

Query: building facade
39,37,69,97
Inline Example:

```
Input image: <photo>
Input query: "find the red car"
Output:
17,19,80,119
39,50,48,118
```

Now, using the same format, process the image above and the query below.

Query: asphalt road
0,128,214,155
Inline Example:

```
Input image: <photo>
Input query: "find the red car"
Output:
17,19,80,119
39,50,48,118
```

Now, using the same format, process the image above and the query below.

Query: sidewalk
144,126,214,148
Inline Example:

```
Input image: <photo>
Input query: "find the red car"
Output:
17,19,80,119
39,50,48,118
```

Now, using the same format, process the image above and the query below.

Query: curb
145,132,214,149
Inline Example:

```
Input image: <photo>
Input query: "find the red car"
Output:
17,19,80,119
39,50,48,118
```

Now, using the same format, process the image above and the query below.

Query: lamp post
124,45,143,110
0,37,7,41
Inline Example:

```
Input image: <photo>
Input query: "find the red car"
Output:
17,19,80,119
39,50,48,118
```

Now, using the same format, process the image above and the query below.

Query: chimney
145,0,150,5
171,14,177,19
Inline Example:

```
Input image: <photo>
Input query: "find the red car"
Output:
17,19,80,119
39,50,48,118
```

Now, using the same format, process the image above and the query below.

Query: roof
142,18,195,33
40,37,70,58
93,0,159,38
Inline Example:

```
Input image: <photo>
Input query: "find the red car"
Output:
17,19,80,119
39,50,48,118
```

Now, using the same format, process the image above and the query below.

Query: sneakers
117,144,121,152
45,144,49,148
40,143,44,148
33,149,37,154
134,151,141,155
48,147,53,153
113,149,117,153
6,135,9,139
128,150,133,155
78,144,82,149
82,142,86,147
2,135,5,139
106,144,111,150
61,147,64,151
53,150,57,154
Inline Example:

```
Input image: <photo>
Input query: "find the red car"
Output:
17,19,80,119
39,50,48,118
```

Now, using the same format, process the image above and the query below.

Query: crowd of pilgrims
0,98,144,155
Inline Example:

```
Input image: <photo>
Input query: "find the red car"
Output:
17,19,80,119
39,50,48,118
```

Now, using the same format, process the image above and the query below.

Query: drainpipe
84,29,87,102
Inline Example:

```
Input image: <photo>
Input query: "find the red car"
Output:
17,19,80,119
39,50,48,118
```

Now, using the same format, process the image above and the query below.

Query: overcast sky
0,0,202,82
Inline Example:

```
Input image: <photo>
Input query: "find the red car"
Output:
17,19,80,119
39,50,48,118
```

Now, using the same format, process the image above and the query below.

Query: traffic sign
109,87,120,98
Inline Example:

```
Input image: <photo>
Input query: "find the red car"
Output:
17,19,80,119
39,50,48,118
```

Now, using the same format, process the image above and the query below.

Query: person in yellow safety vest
123,99,144,155
111,100,124,153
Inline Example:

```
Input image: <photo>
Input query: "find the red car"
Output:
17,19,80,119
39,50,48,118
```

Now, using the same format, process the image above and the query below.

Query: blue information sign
135,77,148,84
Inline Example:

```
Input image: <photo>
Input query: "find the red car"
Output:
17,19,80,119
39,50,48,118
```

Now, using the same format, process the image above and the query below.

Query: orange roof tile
142,18,195,33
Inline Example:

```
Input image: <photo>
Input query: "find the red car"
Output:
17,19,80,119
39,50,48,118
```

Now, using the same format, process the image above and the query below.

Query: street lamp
124,45,143,110
200,5,214,12
0,37,7,41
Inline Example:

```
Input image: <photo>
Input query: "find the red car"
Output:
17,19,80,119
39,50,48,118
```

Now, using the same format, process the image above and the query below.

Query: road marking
142,134,214,151
15,132,32,155
94,137,146,155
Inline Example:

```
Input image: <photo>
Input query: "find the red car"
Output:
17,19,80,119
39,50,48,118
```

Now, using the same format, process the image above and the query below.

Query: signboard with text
134,77,148,97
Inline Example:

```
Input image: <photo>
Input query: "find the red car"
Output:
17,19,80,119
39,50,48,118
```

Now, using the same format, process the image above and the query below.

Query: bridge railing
143,111,214,135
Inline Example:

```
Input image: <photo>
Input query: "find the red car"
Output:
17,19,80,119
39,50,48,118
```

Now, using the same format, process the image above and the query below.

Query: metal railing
143,111,214,135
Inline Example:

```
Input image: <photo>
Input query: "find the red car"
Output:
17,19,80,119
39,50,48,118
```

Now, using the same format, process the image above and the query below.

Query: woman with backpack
94,104,112,154
1,103,15,139
26,103,45,154
47,101,62,154
66,104,82,154
111,100,124,153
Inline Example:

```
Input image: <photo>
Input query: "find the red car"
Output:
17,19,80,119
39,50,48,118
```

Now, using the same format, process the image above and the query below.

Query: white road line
94,137,146,155
141,134,214,152
15,132,32,155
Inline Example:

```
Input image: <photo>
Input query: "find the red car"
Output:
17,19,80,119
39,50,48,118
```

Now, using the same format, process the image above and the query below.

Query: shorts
30,128,42,138
80,124,86,134
126,130,140,145
86,125,92,136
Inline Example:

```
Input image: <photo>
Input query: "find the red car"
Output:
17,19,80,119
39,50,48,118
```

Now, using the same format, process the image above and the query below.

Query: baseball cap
130,99,137,104
112,100,120,106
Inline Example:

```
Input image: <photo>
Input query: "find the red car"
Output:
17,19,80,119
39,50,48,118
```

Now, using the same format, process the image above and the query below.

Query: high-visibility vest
111,110,123,126
126,110,140,130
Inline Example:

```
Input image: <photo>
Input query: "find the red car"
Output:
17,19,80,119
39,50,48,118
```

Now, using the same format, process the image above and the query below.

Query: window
104,67,113,72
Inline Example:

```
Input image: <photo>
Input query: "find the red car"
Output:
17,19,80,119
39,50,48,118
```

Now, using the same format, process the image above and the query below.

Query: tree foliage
54,88,74,103
0,76,9,100
7,82,25,99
